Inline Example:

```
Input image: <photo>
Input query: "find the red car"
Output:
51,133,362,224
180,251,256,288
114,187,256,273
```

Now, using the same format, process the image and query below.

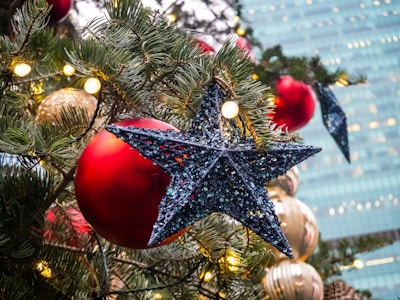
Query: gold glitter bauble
269,188,319,263
263,260,323,300
36,88,97,125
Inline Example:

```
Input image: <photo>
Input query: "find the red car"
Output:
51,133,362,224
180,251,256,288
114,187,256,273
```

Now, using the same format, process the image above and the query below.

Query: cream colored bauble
263,260,323,300
36,88,97,126
269,188,319,263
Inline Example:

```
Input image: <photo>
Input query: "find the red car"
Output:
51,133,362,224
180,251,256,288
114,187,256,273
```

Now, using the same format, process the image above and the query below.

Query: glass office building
240,0,400,298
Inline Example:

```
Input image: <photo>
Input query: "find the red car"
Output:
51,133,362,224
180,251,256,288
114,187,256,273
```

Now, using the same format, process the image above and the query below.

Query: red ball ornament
46,0,72,24
195,39,215,54
270,75,316,132
236,37,255,62
74,118,184,249
45,207,93,247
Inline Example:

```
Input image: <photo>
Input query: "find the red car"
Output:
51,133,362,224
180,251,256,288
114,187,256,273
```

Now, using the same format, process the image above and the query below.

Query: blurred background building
241,0,400,298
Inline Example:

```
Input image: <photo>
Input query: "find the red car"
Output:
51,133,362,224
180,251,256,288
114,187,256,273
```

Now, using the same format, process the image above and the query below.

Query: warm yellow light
84,77,101,94
387,117,396,126
153,292,163,299
166,13,177,23
13,63,32,77
236,26,246,36
221,101,239,119
251,73,259,81
369,121,379,129
37,261,52,278
63,64,75,76
353,259,364,269
223,249,241,273
202,271,213,282
233,15,240,24
218,291,227,298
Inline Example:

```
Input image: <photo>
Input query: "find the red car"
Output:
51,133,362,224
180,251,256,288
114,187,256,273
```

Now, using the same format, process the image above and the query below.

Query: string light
353,259,364,269
221,101,239,119
219,249,241,273
84,77,101,94
13,63,32,77
236,26,246,36
63,64,75,77
251,73,259,81
167,13,177,23
201,271,213,282
153,292,163,299
36,261,52,278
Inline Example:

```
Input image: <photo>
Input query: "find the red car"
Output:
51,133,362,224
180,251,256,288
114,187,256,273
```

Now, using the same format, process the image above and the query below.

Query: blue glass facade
241,0,400,298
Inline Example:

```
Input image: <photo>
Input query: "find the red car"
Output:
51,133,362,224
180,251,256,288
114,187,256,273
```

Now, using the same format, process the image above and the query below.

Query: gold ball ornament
323,281,361,300
36,88,97,126
269,188,319,262
268,167,299,197
263,260,323,300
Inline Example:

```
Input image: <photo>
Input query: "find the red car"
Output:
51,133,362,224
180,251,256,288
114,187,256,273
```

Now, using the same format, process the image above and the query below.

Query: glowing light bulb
84,77,101,94
251,73,259,81
226,254,240,272
63,64,75,76
167,13,177,23
236,26,246,36
221,101,239,119
353,259,364,269
202,271,213,282
36,261,52,278
153,292,163,299
13,63,31,77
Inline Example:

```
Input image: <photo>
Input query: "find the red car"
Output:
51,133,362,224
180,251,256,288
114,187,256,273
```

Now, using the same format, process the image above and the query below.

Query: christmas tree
0,0,390,299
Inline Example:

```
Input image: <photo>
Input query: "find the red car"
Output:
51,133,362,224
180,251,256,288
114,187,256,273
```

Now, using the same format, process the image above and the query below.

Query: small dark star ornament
106,82,321,257
315,82,350,163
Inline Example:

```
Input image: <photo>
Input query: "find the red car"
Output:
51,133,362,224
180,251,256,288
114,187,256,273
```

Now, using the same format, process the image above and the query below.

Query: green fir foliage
0,0,281,298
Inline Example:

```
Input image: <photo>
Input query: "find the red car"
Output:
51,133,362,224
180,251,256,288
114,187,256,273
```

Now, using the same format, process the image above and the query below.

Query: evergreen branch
45,166,75,209
106,261,201,296
93,232,110,299
12,0,50,56
71,91,102,142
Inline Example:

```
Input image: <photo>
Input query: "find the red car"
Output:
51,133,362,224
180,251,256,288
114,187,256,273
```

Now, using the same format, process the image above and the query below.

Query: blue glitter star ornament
315,82,350,163
106,82,321,257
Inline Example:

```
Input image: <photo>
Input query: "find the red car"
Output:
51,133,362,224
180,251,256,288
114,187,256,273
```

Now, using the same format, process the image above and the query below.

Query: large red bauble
74,118,182,249
46,0,72,24
270,75,316,132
